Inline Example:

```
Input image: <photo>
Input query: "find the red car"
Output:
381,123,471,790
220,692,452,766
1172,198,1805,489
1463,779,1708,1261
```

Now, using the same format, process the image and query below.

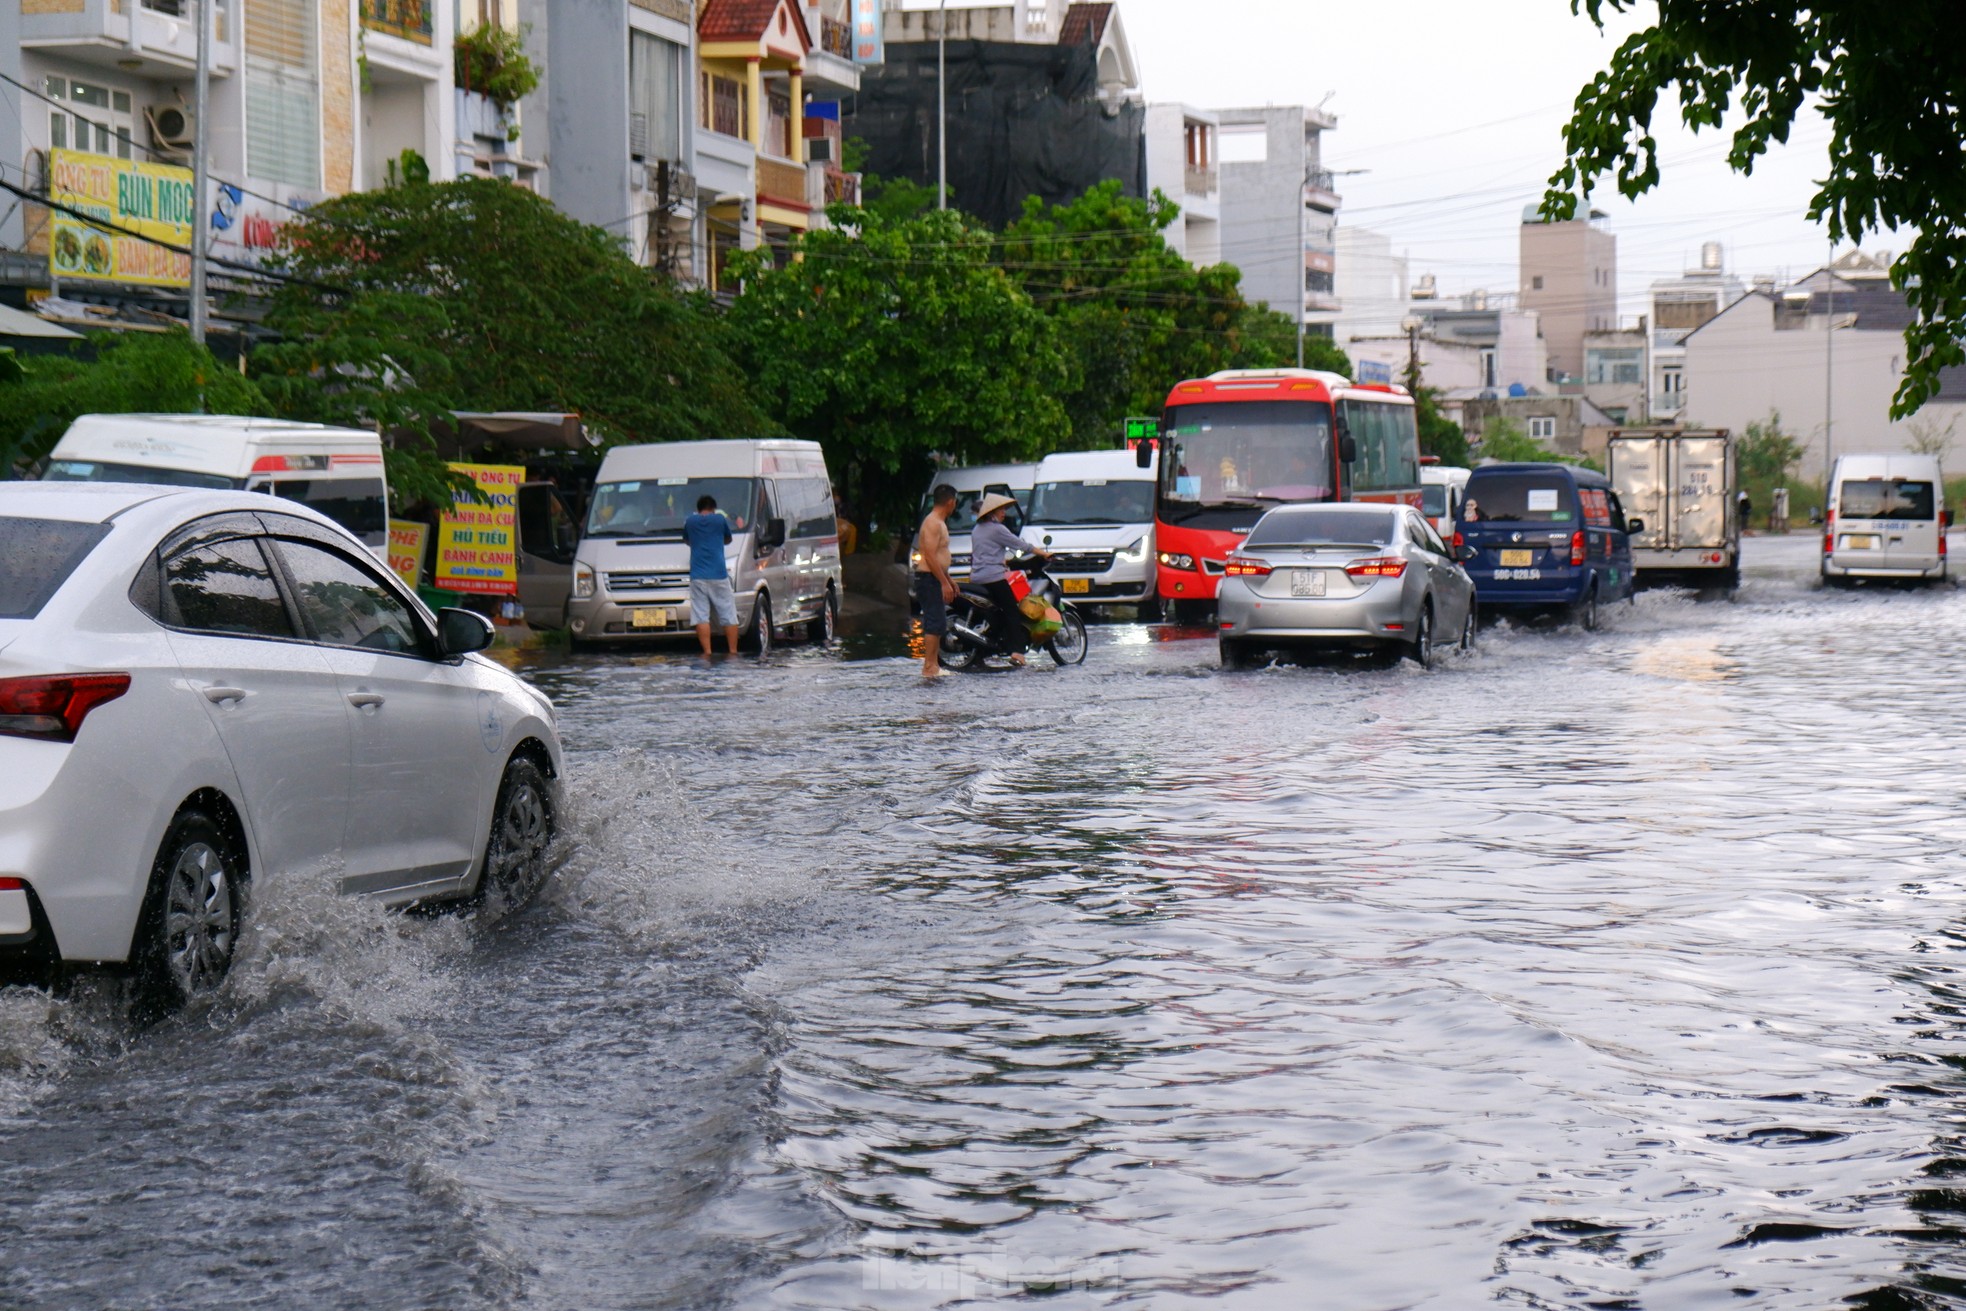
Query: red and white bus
1138,369,1423,620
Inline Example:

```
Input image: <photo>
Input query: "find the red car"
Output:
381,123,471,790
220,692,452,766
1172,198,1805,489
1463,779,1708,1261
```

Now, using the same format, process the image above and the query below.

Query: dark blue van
1456,463,1639,629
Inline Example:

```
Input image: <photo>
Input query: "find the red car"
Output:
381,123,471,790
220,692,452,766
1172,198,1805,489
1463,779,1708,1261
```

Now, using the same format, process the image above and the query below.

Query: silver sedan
1217,503,1478,668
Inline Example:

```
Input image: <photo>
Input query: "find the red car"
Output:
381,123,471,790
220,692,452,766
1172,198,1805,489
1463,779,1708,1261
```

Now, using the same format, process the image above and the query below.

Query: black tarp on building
843,39,1144,228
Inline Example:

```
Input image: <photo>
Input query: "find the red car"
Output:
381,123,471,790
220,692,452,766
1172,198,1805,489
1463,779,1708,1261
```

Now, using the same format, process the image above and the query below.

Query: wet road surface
6,534,1966,1308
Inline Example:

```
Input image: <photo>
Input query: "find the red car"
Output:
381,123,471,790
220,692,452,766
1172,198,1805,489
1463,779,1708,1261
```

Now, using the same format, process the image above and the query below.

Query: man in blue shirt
683,494,739,656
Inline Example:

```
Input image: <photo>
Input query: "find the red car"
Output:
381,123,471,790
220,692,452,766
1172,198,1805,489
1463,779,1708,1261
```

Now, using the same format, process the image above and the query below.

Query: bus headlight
1116,536,1149,564
573,562,596,599
1158,551,1195,571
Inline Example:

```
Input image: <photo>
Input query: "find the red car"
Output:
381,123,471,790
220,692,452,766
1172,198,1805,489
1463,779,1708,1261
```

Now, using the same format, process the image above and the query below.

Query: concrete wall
1333,226,1407,343
1682,294,1966,479
1218,107,1301,323
1521,217,1616,383
542,0,632,242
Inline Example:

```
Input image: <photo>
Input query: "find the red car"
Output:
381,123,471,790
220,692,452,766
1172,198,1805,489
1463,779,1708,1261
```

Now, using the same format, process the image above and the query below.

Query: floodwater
6,534,1966,1309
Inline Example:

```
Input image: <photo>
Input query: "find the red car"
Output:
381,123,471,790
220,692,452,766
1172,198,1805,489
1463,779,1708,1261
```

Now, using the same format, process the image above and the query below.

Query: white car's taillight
0,673,131,743
573,563,596,599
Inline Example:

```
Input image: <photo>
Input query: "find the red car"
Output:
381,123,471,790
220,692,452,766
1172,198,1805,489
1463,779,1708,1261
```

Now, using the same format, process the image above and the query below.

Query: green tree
1412,386,1470,467
0,332,269,475
261,176,769,506
1547,0,1965,416
1736,409,1805,483
999,181,1326,447
725,204,1069,529
1476,416,1557,464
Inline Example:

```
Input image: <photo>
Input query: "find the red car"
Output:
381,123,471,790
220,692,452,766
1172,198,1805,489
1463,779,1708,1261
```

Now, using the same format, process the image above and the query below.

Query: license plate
1499,549,1534,567
1062,578,1090,594
630,607,670,629
1840,534,1880,550
1494,568,1544,581
1290,569,1326,597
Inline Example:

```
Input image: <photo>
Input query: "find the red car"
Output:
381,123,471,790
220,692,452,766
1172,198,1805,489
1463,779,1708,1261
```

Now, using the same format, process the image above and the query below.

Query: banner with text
48,148,194,287
435,464,523,595
386,519,429,592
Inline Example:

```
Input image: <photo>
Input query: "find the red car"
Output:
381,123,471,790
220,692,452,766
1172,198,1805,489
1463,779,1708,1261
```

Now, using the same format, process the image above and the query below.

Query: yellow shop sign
47,147,195,288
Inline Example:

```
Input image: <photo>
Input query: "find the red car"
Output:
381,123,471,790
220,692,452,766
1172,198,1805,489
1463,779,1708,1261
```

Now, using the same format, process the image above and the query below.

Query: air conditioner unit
146,103,195,155
807,137,835,165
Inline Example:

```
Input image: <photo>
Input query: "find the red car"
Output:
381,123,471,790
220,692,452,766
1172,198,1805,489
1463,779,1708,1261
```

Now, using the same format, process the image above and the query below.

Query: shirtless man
916,483,959,678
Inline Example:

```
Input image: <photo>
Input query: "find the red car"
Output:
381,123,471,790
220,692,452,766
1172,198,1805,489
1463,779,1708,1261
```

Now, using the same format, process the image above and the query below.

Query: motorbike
941,555,1089,670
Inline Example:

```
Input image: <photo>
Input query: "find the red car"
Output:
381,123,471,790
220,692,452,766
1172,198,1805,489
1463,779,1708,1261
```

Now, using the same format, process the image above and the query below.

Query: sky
901,0,1906,323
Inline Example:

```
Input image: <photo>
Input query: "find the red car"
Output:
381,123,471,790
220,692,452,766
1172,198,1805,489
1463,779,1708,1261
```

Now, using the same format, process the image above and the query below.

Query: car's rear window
1839,479,1935,520
1245,508,1395,548
0,516,111,619
1463,474,1577,523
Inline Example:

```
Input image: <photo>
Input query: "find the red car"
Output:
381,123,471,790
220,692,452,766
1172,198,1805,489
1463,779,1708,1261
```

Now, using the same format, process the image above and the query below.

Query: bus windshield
1158,401,1334,516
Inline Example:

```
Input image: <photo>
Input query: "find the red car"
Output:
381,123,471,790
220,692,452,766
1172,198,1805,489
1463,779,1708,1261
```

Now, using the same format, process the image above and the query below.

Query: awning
417,412,596,458
0,303,84,340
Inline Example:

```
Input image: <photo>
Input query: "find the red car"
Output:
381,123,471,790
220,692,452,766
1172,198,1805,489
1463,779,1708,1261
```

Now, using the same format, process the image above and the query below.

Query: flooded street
7,533,1966,1309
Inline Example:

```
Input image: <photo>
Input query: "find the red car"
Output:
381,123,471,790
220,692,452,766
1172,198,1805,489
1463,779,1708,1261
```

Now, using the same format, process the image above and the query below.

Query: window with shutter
629,31,682,164
244,0,321,189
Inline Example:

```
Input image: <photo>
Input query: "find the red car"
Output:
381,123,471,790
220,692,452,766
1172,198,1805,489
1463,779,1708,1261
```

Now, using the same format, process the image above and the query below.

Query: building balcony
19,0,238,79
757,155,810,215
1303,292,1341,314
695,129,757,206
822,167,861,207
361,0,432,45
1184,164,1218,198
802,8,861,97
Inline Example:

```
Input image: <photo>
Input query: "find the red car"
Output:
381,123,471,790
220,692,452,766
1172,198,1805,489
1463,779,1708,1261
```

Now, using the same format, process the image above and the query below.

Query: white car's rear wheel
136,809,242,1014
480,757,555,910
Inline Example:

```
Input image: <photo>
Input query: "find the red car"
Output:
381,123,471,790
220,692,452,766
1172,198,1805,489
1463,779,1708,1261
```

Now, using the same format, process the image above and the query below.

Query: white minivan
913,462,1039,584
567,439,842,651
42,414,389,557
1019,448,1158,608
1823,452,1950,585
1421,462,1471,541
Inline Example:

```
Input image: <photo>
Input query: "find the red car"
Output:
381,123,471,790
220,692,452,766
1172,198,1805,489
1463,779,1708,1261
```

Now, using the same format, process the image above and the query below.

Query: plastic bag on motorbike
1017,594,1050,622
1030,605,1063,638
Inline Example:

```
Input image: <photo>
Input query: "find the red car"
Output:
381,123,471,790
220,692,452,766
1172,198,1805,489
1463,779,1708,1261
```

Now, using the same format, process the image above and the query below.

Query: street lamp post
937,0,948,210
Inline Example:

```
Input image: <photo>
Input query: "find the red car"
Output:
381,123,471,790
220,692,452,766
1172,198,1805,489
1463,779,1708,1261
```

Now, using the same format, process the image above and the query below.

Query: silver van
1823,452,1950,585
567,439,843,650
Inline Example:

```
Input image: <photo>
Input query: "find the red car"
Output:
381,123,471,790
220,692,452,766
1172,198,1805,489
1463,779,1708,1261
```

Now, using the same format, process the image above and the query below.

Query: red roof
699,0,812,48
1058,2,1113,46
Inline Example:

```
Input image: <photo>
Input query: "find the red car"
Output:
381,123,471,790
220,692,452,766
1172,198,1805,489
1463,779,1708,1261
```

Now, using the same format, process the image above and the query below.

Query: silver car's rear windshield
1245,508,1395,548
0,516,111,619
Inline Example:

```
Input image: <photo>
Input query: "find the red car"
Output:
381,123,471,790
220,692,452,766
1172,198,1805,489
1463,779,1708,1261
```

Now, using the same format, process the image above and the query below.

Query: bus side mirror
1339,432,1358,464
1134,438,1155,470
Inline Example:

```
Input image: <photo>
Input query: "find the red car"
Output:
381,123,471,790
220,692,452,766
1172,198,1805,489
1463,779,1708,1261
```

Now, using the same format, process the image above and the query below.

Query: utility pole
1824,240,1835,486
188,0,212,347
936,0,948,210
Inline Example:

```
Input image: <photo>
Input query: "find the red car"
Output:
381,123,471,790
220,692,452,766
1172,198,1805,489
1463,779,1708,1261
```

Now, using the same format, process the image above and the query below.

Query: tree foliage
0,332,269,476
724,205,1070,526
1546,0,1966,416
999,182,1336,447
261,177,768,506
1736,409,1805,483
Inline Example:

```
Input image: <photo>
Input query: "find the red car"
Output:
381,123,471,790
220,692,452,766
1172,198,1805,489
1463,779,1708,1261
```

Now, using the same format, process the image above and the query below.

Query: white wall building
1143,103,1218,266
1681,268,1966,480
1332,226,1407,347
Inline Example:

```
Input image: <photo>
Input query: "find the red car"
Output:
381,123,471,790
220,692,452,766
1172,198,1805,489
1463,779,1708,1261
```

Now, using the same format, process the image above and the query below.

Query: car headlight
909,549,923,570
1116,536,1148,564
1157,551,1195,571
573,562,596,598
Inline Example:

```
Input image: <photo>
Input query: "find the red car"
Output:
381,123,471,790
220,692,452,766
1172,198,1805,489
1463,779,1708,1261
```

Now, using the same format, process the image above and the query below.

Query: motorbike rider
970,492,1049,665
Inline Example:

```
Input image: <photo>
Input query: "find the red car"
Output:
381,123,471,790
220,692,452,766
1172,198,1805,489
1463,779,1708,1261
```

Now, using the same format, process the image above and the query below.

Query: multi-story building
1142,103,1217,266
1681,254,1966,479
1331,225,1407,346
880,0,1137,97
1646,241,1745,421
1347,293,1547,403
1581,325,1648,425
0,0,471,309
526,0,857,289
1520,202,1616,384
1217,103,1340,337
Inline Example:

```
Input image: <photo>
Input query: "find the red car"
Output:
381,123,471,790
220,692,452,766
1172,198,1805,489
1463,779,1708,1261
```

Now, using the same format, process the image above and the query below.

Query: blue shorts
914,572,947,636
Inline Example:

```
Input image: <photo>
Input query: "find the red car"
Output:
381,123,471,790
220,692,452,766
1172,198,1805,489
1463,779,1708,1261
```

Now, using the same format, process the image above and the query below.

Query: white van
1019,448,1158,607
43,414,388,555
567,439,842,650
913,462,1039,583
1824,452,1950,584
1420,463,1470,541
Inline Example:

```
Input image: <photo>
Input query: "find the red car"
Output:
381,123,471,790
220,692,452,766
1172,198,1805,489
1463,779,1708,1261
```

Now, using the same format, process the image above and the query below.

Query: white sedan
0,482,562,1011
